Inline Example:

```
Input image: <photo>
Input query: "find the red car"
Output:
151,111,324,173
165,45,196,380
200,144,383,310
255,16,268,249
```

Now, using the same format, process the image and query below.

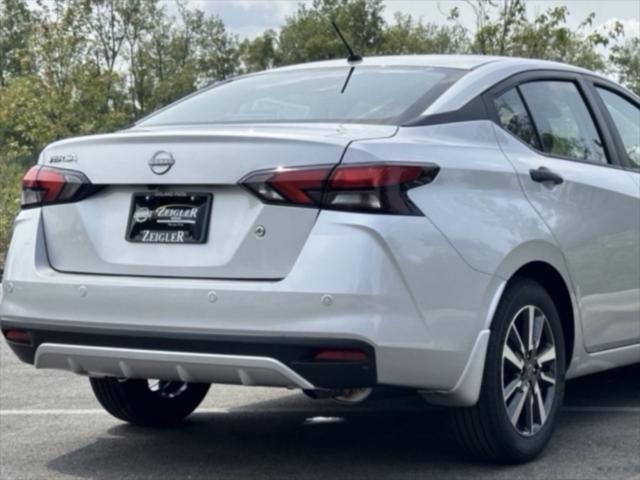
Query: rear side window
596,88,640,168
494,88,540,149
519,81,607,163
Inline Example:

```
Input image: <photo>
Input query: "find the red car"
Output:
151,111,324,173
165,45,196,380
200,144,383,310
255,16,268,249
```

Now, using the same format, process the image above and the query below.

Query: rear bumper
2,323,375,389
1,208,503,401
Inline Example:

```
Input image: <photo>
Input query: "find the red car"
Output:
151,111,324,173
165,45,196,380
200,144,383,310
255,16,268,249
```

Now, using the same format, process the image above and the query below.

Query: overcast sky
179,0,639,40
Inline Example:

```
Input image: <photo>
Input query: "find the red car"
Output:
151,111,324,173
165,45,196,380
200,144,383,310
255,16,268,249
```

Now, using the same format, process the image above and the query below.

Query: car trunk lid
40,123,396,280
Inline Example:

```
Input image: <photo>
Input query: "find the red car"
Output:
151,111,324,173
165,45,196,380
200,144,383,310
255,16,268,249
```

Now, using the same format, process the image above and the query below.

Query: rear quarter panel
342,120,586,367
343,121,565,279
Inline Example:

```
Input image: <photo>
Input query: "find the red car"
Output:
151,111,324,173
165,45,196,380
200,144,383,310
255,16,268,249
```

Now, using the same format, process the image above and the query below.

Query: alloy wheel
502,305,557,436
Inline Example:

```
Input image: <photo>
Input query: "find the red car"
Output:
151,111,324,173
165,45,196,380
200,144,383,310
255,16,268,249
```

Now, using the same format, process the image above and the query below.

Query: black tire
90,377,210,426
451,278,566,464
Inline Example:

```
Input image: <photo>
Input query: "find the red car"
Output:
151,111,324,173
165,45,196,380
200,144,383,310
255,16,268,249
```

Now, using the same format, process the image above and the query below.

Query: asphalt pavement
0,340,639,480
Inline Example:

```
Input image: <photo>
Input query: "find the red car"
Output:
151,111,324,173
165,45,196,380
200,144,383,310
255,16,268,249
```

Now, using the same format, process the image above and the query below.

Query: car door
591,83,640,345
487,72,640,352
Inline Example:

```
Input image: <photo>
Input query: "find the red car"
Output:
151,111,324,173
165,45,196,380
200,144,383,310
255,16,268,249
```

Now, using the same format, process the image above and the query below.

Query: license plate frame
126,191,213,244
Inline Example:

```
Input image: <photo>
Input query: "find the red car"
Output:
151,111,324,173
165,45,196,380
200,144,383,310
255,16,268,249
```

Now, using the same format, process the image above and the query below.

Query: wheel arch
491,240,580,372
424,257,578,408
421,242,581,408
507,261,575,370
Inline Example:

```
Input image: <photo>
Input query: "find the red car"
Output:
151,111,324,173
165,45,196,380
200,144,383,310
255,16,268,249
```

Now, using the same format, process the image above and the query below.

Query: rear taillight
240,163,438,215
21,166,98,209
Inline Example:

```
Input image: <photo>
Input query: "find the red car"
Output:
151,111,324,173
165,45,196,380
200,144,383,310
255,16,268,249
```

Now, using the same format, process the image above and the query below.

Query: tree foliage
0,0,239,160
382,12,470,55
0,0,35,84
455,1,624,71
610,37,640,97
276,0,386,64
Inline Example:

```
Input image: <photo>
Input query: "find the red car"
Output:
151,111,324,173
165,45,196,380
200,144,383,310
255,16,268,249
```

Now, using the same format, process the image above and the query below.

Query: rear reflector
241,163,438,215
314,349,368,363
2,329,33,345
22,166,99,209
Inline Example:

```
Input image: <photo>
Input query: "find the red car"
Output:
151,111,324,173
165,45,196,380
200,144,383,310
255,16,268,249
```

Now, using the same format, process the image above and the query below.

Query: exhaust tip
333,388,373,404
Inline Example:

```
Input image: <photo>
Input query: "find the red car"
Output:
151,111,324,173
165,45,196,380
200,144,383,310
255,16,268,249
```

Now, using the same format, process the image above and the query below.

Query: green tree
0,0,35,85
0,0,129,158
455,0,623,72
181,5,238,84
276,0,386,65
115,0,161,116
138,1,238,112
82,0,127,113
610,37,640,96
239,29,279,73
382,12,469,54
84,0,126,75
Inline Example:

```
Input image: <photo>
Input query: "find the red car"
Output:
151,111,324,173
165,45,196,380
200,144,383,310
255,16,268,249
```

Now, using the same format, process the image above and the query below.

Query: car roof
271,55,613,116
273,54,596,75
274,54,504,71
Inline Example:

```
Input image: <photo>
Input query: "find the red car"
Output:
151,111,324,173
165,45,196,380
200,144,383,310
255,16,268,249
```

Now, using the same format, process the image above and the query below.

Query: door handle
529,167,564,185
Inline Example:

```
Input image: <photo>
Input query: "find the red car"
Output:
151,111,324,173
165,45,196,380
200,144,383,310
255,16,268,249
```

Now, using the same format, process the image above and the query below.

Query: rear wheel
90,377,210,426
451,278,566,463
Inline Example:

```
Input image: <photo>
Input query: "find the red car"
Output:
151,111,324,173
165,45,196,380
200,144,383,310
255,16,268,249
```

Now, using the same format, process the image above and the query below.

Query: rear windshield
138,66,465,126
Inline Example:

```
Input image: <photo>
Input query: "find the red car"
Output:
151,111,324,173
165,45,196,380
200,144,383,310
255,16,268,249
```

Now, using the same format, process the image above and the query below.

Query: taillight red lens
329,165,426,189
21,166,97,209
325,164,437,215
241,166,332,206
268,167,331,205
240,163,438,215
